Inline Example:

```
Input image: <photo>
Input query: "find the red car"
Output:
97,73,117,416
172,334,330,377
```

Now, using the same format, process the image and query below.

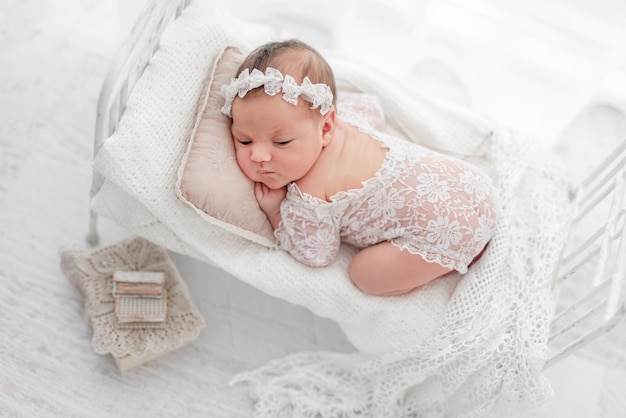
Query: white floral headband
220,67,333,117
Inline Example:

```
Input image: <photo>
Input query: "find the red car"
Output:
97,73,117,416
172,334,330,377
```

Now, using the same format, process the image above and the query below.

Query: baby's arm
254,182,286,229
274,195,341,267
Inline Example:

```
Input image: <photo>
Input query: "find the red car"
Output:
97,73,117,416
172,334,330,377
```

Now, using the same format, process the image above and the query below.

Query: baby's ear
321,108,336,147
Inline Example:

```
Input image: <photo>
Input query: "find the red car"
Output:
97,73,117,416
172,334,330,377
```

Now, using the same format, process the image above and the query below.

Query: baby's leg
349,241,453,296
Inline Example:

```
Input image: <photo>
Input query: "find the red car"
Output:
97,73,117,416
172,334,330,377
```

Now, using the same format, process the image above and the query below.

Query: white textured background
1,0,625,416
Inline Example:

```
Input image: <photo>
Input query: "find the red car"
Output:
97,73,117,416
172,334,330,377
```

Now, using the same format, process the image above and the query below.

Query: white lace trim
220,67,333,117
275,128,497,271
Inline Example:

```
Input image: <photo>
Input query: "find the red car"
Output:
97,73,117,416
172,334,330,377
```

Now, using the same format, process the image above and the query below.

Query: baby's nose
251,145,271,162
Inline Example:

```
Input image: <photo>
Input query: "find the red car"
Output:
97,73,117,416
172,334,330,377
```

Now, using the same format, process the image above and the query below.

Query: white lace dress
274,127,497,273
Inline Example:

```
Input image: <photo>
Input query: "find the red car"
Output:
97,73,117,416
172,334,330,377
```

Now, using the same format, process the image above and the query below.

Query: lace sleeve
274,192,341,267
336,92,386,131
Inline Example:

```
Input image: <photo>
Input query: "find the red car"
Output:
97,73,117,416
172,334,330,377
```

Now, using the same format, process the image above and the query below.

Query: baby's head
223,40,338,189
221,39,337,119
237,39,336,107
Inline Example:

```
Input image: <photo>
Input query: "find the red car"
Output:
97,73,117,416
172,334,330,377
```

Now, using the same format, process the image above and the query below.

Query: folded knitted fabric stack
113,271,167,328
61,237,205,372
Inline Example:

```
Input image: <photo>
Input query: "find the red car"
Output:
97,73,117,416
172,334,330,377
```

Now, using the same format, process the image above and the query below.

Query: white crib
86,0,626,414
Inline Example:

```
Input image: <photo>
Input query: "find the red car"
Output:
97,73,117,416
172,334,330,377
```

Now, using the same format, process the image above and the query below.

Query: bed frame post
546,138,626,367
86,207,100,246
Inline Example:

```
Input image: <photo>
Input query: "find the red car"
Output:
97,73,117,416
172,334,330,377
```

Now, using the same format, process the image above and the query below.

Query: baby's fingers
254,182,267,201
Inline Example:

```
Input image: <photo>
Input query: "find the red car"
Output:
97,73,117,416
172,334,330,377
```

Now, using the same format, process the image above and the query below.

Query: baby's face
230,92,330,189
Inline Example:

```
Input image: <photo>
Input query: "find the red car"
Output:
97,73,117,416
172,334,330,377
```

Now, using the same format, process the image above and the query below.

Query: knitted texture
92,0,571,415
61,236,205,358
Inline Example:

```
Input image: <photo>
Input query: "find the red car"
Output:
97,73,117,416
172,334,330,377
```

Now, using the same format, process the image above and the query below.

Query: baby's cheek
233,148,246,167
234,150,253,178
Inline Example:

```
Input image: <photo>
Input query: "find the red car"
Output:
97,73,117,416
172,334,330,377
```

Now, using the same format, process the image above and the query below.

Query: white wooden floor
2,0,626,416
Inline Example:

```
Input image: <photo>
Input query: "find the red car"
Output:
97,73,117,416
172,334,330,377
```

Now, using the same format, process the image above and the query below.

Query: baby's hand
254,182,286,229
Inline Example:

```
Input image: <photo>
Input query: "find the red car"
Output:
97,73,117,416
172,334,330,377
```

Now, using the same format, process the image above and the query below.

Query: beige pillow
177,46,277,247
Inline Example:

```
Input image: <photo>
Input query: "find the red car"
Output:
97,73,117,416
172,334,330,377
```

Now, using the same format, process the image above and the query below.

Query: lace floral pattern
220,67,333,117
275,129,497,272
61,236,205,357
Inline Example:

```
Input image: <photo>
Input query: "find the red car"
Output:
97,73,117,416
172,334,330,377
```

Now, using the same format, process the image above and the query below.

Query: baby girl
221,39,497,296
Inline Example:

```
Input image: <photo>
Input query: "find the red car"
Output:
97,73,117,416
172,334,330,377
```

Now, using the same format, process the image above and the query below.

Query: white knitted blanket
92,0,571,415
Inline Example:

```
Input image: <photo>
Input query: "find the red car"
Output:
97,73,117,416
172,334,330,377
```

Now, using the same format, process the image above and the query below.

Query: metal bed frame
87,0,626,367
546,139,626,366
86,0,191,247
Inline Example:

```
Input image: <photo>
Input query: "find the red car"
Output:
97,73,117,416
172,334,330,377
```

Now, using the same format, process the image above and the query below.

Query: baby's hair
237,39,337,106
